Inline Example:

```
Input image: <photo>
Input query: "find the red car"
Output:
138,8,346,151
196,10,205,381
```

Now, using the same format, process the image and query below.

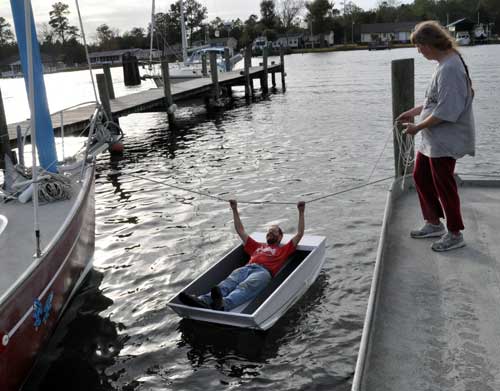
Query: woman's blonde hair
410,20,457,51
412,20,474,97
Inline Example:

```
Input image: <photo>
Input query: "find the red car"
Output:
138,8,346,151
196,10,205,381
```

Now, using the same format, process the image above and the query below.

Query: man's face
266,225,282,245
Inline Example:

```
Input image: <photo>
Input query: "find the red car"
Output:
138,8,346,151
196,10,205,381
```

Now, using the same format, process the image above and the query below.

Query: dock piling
102,64,115,99
123,53,141,86
96,74,112,121
202,53,208,76
160,58,176,127
280,48,286,92
262,47,269,94
244,45,252,100
391,58,415,177
224,48,231,72
209,51,220,101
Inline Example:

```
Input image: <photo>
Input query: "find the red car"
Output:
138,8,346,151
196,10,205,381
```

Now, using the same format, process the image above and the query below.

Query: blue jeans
199,263,271,311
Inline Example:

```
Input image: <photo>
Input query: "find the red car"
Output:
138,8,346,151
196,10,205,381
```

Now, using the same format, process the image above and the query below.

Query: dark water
20,46,500,391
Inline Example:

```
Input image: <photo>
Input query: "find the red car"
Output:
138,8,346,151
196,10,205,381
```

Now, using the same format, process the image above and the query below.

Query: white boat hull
168,233,326,330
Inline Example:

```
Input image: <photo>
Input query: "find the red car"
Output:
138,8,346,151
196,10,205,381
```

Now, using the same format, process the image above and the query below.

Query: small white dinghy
168,233,326,330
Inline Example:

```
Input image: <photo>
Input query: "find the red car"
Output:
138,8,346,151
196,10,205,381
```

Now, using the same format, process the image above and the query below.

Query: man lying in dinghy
179,199,305,311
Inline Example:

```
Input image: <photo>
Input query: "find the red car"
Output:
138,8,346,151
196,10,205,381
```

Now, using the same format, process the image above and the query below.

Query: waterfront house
360,22,417,43
89,48,162,65
304,31,335,48
271,34,304,49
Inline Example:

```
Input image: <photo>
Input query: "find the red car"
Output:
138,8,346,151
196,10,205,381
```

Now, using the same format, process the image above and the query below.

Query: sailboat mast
149,0,155,65
180,0,188,64
24,0,41,257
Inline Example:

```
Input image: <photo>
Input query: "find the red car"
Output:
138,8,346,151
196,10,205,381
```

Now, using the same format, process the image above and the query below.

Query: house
1,54,66,77
360,22,417,43
89,48,162,65
207,37,238,50
304,31,335,48
271,34,304,49
252,36,268,51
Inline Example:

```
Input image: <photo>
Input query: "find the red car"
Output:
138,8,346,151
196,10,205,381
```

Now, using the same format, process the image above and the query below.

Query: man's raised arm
229,200,248,244
291,201,305,247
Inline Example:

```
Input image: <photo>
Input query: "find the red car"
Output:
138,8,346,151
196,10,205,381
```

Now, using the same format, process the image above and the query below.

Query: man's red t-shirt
244,236,296,277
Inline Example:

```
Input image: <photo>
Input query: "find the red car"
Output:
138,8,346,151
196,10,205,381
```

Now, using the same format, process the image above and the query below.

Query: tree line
1,0,499,67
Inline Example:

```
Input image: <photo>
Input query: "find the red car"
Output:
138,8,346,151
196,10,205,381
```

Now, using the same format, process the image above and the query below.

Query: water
2,45,500,391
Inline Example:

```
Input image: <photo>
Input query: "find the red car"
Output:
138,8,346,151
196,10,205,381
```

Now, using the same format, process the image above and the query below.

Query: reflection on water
22,271,123,391
15,46,500,390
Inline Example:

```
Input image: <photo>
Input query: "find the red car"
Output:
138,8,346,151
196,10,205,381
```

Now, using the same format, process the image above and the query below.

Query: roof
88,48,148,58
446,18,475,30
360,22,417,34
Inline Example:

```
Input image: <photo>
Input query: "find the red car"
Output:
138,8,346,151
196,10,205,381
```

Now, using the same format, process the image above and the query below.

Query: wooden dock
5,63,283,144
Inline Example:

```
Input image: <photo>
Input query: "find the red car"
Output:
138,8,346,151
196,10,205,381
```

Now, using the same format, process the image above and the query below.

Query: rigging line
126,173,395,205
74,0,99,103
366,124,394,183
306,176,395,203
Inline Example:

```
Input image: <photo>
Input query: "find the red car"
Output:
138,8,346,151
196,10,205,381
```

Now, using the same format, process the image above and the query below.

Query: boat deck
0,179,82,302
356,179,500,390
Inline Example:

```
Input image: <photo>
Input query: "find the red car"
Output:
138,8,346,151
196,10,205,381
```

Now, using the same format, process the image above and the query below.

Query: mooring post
202,52,208,76
209,51,220,101
96,74,112,121
271,70,276,89
391,58,415,178
160,58,176,126
244,45,252,99
262,47,269,94
280,47,286,92
224,47,231,72
102,64,115,99
0,88,14,170
123,53,141,86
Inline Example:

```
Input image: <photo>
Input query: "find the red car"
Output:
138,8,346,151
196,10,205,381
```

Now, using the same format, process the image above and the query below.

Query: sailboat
145,0,242,85
0,1,117,389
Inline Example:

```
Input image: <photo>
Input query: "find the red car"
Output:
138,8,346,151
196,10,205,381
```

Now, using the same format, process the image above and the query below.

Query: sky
1,0,382,41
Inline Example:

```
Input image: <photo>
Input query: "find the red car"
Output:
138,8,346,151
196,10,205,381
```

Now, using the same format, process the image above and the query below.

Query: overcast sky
1,0,383,40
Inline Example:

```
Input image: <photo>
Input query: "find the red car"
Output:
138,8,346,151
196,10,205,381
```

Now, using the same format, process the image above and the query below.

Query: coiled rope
23,167,73,203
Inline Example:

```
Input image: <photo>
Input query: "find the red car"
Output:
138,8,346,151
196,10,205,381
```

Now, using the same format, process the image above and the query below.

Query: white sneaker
410,222,446,239
431,232,466,252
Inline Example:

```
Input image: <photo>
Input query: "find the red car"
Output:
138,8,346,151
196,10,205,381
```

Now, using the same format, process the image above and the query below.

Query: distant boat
368,41,391,51
456,31,471,46
168,232,326,330
145,0,242,85
0,1,118,389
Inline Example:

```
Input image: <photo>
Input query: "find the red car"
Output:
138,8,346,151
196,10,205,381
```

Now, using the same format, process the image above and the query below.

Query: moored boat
0,1,118,389
168,233,326,330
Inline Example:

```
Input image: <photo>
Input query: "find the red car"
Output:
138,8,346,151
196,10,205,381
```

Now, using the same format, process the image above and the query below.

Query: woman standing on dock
397,20,475,252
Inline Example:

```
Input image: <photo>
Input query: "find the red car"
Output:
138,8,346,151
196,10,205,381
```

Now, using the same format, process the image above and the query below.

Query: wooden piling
224,47,231,71
271,71,276,89
244,45,252,99
96,74,112,120
0,88,14,169
202,53,208,76
102,64,115,99
262,47,269,94
280,47,286,92
160,58,176,126
391,58,415,177
209,51,220,100
123,53,141,86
